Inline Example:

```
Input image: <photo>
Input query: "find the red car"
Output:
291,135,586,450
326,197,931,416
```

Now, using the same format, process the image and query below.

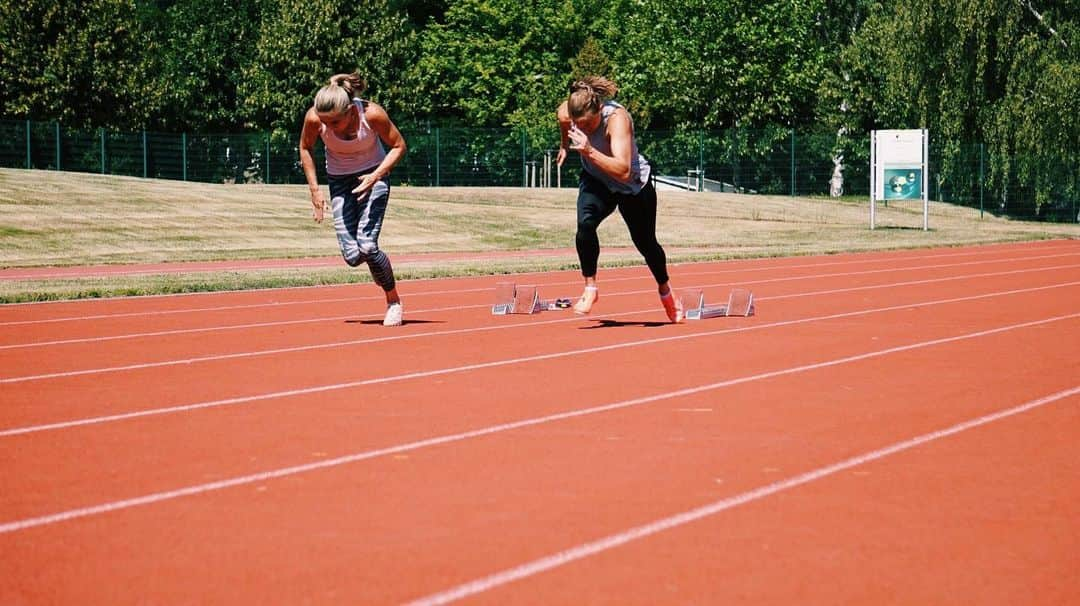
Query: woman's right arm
556,101,571,167
299,108,327,223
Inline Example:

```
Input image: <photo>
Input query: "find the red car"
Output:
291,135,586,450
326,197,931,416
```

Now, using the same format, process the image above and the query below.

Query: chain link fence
1,119,1075,222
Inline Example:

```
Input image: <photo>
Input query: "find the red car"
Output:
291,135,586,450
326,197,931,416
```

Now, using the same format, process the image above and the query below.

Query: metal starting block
491,282,572,315
680,288,755,320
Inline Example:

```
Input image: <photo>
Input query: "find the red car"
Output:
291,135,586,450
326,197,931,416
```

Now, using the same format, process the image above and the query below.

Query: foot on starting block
681,288,754,320
492,282,573,315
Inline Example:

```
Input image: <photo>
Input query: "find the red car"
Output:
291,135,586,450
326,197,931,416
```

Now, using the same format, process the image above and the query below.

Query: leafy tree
147,0,263,132
0,0,153,128
406,0,589,128
821,0,1078,214
987,2,1078,216
600,0,833,130
569,37,613,81
0,1,52,118
2,0,1072,218
241,0,417,137
397,0,450,27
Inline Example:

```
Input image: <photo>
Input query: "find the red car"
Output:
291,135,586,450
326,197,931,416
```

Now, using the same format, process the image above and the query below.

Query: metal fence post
1071,179,1076,222
265,133,271,184
730,128,738,192
521,130,527,187
182,133,187,181
55,122,61,170
100,127,105,174
978,143,984,218
790,129,796,197
142,130,148,178
435,127,441,186
25,120,31,169
698,130,704,189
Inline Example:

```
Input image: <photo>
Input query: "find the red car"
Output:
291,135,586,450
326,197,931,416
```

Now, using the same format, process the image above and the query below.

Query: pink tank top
319,99,387,176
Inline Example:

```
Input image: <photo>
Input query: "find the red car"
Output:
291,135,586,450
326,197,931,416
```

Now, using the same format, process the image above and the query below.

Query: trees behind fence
1,119,1075,223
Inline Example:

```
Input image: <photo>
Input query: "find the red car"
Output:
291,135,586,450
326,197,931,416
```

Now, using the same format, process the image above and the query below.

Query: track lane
1,245,1076,379
1,240,1073,334
1,241,1078,604
416,387,1080,605
1,315,1076,604
2,245,1077,420
2,280,1076,527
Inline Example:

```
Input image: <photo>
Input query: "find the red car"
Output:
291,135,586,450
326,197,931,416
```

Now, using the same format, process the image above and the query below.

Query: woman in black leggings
556,76,682,323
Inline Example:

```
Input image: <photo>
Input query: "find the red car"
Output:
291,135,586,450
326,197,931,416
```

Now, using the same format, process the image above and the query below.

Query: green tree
147,0,264,131
601,0,832,130
398,0,450,27
241,0,417,137
406,0,589,127
821,0,1078,214
0,1,53,118
568,37,612,81
988,3,1078,216
0,0,153,127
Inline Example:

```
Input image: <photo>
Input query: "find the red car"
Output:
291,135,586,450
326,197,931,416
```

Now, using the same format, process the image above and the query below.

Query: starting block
491,282,572,315
680,288,754,320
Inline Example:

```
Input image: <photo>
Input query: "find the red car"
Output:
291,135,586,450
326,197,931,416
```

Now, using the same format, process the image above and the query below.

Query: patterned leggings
328,170,396,292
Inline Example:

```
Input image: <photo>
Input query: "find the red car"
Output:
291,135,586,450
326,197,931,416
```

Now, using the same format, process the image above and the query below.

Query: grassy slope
1,168,1076,301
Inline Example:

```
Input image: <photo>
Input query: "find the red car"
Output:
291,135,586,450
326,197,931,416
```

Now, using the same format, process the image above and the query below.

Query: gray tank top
319,99,387,176
580,101,651,194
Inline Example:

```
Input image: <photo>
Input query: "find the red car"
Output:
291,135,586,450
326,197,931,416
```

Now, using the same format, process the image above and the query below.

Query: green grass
0,167,1076,302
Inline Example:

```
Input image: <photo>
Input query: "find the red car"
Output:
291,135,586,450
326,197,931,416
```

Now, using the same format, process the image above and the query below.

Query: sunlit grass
1,168,1076,301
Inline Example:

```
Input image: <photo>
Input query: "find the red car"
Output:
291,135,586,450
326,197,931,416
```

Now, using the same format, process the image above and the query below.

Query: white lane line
0,288,486,327
2,262,1077,380
406,385,1080,605
0,308,641,382
2,282,1077,438
1,315,1075,535
1,246,1074,326
3,251,1077,350
0,301,486,351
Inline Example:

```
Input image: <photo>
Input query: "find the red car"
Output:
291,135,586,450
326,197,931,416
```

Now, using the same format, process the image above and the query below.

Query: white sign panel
873,129,924,200
870,129,929,230
877,129,924,163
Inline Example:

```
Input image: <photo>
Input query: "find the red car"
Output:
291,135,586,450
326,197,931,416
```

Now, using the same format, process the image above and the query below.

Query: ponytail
314,71,368,115
567,76,619,119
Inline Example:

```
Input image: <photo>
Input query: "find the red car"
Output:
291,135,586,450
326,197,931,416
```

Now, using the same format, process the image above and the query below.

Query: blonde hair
314,72,367,115
567,76,618,119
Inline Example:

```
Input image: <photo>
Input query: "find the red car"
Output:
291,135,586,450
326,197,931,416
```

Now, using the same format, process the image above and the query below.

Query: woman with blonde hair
556,76,682,322
299,72,408,326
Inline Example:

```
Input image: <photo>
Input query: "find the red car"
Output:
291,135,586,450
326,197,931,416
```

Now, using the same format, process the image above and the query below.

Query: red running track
1,240,1078,605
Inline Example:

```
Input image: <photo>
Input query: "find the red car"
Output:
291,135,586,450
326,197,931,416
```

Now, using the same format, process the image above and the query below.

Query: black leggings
575,171,669,285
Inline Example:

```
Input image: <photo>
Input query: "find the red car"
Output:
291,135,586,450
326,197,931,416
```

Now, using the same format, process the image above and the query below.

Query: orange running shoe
660,291,684,323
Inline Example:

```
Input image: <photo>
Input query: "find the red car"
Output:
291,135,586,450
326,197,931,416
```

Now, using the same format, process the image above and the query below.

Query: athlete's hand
310,191,327,223
352,173,379,196
567,125,590,154
556,147,567,167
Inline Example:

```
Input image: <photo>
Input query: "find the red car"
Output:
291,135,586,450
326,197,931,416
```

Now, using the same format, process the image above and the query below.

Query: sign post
870,129,929,230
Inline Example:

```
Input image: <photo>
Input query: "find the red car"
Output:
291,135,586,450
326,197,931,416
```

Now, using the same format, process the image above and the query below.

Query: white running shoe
383,302,403,326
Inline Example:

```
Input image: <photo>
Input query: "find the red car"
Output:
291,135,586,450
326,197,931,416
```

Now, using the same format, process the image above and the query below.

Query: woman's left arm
352,102,408,195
